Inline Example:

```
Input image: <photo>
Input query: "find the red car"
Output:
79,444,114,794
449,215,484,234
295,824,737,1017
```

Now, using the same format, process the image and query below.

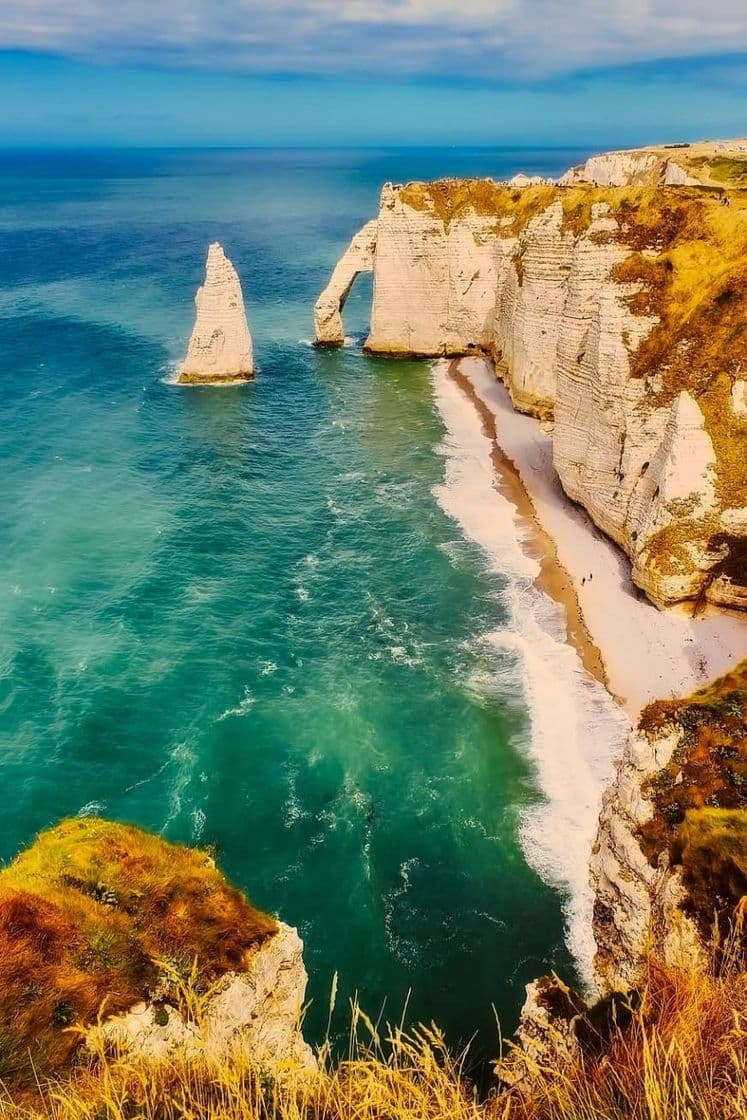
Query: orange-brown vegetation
0,949,744,1120
639,662,747,940
398,179,557,232
0,818,276,1091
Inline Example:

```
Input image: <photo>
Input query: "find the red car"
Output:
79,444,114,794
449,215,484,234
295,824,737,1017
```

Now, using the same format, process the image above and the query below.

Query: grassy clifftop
639,662,747,941
0,818,276,1089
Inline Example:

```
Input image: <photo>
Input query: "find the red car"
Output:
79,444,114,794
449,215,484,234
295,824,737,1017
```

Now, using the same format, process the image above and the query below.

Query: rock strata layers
590,723,706,993
366,183,505,355
591,662,746,993
315,163,746,609
95,922,315,1069
179,243,254,384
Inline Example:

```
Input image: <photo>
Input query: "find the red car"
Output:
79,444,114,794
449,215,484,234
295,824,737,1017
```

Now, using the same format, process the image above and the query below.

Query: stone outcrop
591,662,746,993
497,977,583,1088
314,158,746,609
94,922,315,1069
314,220,377,346
365,183,505,355
0,817,313,1091
590,723,706,993
499,664,746,1083
179,243,254,384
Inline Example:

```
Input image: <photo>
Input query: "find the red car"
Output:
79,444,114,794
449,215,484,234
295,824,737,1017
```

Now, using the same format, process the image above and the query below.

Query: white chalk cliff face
366,184,503,355
93,922,314,1069
179,243,254,384
315,170,746,610
493,200,575,418
590,724,706,993
559,150,659,187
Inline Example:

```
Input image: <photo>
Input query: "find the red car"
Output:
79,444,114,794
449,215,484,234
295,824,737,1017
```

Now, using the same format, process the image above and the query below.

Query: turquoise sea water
0,147,590,1055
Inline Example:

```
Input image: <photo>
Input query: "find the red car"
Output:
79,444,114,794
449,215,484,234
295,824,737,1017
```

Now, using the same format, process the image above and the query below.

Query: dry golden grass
0,944,744,1120
0,819,276,1091
505,945,747,1120
398,178,558,233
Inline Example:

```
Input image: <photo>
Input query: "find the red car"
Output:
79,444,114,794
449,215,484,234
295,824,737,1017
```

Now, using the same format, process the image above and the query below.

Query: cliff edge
0,818,312,1093
314,146,747,610
591,660,746,993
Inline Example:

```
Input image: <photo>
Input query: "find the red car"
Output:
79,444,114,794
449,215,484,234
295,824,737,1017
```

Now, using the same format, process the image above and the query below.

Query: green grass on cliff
674,809,747,933
0,818,276,1090
686,155,747,185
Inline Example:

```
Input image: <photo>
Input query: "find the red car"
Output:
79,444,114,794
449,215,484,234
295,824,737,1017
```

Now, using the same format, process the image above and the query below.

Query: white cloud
1,0,747,77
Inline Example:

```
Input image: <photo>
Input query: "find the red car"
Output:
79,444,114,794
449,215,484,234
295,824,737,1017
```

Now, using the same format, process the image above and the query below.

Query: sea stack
179,243,254,384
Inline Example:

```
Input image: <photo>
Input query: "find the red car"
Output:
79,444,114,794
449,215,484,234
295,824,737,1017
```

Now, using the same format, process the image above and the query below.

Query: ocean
0,146,600,1056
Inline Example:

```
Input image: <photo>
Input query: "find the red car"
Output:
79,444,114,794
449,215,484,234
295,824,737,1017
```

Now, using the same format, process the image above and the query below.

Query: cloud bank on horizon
3,0,747,78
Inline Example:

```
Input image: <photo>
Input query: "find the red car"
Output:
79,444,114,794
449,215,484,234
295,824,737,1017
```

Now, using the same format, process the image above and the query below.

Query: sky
0,1,746,146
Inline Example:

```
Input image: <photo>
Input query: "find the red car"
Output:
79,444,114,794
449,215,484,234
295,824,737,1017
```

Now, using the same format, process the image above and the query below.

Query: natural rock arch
314,220,378,346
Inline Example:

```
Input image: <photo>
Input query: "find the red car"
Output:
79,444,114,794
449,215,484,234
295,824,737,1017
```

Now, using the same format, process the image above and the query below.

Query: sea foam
430,362,628,988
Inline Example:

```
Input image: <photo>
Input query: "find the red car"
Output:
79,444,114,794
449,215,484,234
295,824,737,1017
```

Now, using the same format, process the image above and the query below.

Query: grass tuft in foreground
1,943,745,1120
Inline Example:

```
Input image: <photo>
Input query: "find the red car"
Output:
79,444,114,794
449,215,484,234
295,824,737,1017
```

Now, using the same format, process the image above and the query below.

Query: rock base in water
179,242,254,385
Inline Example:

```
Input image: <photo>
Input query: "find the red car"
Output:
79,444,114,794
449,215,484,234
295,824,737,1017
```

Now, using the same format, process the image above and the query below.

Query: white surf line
455,356,746,719
430,360,629,990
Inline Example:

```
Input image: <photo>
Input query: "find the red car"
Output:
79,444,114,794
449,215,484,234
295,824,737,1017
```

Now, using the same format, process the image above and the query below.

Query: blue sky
1,2,746,146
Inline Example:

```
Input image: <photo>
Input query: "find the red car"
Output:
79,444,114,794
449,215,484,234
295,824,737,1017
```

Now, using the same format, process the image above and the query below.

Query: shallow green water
0,148,588,1053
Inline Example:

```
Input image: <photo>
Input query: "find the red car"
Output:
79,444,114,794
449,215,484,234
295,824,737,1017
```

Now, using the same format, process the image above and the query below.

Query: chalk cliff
180,243,254,384
591,662,746,993
314,219,377,345
500,663,745,1093
96,921,314,1069
315,152,747,609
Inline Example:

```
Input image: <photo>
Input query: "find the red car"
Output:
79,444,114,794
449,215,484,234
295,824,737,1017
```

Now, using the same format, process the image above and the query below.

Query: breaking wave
430,361,629,987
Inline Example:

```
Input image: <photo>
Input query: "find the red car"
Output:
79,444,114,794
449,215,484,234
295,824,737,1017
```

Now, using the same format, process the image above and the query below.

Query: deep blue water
0,147,590,1056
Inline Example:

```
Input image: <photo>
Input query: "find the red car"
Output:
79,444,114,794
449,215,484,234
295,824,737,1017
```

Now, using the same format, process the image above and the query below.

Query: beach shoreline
447,359,612,699
449,355,745,721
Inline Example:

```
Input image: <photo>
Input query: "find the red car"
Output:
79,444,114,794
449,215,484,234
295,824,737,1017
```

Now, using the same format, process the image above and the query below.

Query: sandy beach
450,355,745,720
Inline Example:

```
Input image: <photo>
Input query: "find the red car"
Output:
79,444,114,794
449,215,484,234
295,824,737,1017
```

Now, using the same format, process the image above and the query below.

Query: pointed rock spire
179,243,254,384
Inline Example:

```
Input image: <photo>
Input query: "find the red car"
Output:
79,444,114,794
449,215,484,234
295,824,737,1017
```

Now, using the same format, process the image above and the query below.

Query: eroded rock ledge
591,660,746,993
314,149,747,609
502,661,746,1089
0,818,312,1094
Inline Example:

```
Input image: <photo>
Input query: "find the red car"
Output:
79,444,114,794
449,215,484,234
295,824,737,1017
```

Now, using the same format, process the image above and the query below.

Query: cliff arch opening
339,269,372,346
314,220,377,347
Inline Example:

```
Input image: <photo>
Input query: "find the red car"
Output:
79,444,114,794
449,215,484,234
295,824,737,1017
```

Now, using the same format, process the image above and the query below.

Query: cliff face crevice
314,165,746,609
591,662,746,994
